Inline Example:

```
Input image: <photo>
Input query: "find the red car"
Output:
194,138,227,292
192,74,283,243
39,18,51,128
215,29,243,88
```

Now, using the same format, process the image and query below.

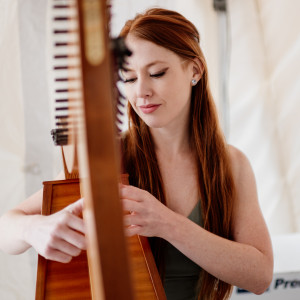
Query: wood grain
35,179,166,300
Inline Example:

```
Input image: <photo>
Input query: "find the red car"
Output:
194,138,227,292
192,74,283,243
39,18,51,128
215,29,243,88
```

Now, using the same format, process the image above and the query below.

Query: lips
139,104,161,114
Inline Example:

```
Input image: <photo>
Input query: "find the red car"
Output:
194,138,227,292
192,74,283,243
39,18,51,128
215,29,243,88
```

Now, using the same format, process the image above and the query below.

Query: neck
150,121,191,159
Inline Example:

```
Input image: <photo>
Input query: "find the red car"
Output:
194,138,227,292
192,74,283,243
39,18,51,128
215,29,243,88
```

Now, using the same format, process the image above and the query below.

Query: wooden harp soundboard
35,1,166,299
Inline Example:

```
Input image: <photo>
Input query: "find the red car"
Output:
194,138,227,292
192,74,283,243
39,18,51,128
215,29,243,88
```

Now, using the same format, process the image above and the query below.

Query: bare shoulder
227,145,261,229
227,145,269,243
228,145,252,173
227,145,256,190
227,144,247,162
227,144,258,198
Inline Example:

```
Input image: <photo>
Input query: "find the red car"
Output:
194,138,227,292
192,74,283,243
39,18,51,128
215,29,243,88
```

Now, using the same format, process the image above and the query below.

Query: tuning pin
51,128,68,146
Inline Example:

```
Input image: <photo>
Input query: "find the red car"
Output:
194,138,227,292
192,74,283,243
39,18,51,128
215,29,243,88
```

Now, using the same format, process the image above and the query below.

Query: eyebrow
123,60,166,72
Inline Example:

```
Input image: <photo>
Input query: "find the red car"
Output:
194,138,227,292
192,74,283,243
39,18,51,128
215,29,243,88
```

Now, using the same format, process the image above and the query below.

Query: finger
44,248,73,263
46,228,84,255
120,185,144,201
65,198,84,216
123,213,143,227
59,227,87,250
54,238,83,257
124,225,141,237
64,213,86,235
122,199,141,213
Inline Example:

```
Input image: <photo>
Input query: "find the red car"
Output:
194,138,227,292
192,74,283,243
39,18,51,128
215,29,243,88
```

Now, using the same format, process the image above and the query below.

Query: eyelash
123,70,166,84
151,71,166,78
123,78,136,84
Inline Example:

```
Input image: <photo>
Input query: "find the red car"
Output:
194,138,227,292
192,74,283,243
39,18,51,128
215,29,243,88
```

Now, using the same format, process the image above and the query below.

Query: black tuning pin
51,128,68,146
110,37,132,70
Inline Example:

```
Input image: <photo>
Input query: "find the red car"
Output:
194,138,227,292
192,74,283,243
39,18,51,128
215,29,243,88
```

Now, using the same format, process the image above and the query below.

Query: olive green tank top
164,201,202,300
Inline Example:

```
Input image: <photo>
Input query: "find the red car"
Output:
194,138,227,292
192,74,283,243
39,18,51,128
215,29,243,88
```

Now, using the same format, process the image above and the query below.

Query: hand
120,185,172,237
25,198,86,263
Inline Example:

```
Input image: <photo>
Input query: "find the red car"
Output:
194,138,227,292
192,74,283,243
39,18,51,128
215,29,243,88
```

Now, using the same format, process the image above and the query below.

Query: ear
192,57,204,81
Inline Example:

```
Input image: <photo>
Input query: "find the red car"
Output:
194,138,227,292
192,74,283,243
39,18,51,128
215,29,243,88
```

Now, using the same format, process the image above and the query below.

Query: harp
35,0,166,299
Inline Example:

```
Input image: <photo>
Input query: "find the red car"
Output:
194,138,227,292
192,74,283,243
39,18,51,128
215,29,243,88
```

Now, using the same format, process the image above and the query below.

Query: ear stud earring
191,79,197,86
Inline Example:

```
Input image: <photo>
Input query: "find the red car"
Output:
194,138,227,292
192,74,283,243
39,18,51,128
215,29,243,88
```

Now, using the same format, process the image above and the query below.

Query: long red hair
119,8,235,300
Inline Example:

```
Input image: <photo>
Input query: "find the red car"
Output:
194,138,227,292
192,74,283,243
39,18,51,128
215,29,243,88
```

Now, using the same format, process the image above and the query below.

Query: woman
0,8,273,300
118,8,273,299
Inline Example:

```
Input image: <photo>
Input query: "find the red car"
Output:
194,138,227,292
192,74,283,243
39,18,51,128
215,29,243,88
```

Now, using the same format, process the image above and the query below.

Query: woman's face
122,35,196,131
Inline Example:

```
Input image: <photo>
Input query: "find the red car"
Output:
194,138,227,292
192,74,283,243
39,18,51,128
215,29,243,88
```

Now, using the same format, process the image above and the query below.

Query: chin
137,114,165,129
143,121,164,129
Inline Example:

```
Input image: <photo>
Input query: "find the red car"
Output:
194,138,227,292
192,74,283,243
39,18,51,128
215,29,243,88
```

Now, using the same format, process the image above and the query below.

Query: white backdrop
0,0,299,299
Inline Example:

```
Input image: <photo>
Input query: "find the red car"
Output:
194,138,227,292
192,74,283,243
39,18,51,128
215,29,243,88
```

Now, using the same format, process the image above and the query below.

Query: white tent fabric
0,0,299,299
226,0,300,234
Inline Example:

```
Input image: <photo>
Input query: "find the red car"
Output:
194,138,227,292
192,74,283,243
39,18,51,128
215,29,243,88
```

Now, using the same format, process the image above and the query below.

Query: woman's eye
123,78,136,84
150,71,166,78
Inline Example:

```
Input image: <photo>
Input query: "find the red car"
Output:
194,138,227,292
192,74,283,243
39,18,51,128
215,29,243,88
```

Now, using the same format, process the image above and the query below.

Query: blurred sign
231,272,300,299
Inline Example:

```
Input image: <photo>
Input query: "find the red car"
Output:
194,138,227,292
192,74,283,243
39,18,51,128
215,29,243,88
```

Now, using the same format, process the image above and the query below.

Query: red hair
120,8,235,300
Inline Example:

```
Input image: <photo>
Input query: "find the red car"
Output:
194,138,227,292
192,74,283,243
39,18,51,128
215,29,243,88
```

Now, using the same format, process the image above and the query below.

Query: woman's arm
0,172,86,263
0,188,44,254
121,146,273,294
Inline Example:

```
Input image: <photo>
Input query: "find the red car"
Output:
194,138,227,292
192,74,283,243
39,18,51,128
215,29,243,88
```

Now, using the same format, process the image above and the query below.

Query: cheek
168,80,191,105
165,71,191,99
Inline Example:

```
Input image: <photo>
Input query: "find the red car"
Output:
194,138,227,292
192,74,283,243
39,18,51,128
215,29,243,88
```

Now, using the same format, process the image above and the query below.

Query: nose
136,77,153,100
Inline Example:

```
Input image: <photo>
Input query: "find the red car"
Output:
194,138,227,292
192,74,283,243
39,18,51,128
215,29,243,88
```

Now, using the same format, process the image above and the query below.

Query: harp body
35,179,165,300
35,0,166,299
36,179,92,300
